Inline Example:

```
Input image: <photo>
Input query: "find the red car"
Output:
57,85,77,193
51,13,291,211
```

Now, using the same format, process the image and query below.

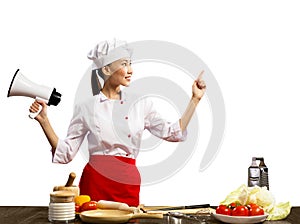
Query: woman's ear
101,66,111,76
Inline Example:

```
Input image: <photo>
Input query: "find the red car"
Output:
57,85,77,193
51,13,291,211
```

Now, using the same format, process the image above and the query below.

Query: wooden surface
0,206,298,224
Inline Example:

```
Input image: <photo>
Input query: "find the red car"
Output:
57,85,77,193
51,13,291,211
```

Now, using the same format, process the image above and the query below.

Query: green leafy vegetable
220,184,291,220
266,202,291,220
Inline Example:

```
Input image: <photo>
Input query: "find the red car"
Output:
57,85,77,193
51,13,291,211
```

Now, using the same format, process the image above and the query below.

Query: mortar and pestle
53,172,79,197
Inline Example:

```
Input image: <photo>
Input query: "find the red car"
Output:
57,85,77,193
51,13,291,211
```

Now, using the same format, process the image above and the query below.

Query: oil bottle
248,157,260,187
257,157,269,190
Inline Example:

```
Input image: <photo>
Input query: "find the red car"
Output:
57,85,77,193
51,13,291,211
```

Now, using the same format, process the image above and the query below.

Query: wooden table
0,206,298,224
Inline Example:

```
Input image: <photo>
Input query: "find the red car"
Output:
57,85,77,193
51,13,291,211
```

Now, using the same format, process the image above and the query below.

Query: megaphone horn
7,69,62,118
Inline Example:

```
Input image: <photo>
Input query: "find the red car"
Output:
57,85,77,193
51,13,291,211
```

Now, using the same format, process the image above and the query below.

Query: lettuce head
220,184,291,220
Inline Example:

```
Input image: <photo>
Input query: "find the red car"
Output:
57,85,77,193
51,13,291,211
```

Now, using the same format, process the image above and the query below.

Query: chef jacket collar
99,90,127,103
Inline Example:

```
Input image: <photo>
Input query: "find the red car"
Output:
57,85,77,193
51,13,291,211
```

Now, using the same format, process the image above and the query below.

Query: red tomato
81,201,98,212
216,205,231,215
232,205,249,216
228,202,237,210
75,204,81,213
249,205,264,216
247,203,258,209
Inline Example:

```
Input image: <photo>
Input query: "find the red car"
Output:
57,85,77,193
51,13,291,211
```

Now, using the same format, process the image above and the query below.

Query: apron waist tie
89,155,136,165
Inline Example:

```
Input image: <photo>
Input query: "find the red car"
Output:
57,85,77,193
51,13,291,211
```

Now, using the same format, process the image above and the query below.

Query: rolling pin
53,172,80,196
97,200,139,213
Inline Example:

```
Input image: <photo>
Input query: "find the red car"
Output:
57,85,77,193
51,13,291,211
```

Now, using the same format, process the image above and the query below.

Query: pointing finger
197,70,205,82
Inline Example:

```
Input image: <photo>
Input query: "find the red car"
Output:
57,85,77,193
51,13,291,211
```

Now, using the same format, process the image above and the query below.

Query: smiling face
102,58,133,87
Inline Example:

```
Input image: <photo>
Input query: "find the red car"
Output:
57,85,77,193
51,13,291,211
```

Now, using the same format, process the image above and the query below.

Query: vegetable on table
219,184,291,220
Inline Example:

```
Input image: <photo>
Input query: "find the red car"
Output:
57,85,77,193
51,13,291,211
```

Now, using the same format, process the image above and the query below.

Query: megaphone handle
28,97,48,119
29,105,42,119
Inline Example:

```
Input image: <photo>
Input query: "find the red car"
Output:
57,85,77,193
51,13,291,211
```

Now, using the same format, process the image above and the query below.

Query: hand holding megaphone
7,69,62,119
29,100,48,120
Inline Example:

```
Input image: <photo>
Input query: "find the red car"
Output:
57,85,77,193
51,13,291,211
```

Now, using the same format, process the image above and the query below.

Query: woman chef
29,39,207,207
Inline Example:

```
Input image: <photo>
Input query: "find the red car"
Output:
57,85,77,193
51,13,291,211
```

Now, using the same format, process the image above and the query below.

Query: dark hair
91,69,102,96
91,64,112,95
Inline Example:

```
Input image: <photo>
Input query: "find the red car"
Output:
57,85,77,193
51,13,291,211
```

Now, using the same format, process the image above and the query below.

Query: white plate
48,216,75,221
49,208,75,212
49,202,75,206
49,214,75,219
49,206,74,209
49,203,75,209
49,211,75,215
212,213,268,224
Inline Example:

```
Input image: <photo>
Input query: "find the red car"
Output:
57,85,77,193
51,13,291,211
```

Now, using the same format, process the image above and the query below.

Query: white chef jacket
52,91,187,164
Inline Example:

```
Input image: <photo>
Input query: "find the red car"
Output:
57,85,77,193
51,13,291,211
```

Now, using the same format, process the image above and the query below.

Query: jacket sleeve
144,99,187,142
52,103,88,164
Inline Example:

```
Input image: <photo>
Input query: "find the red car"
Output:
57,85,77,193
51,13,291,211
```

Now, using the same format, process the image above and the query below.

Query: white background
1,0,300,206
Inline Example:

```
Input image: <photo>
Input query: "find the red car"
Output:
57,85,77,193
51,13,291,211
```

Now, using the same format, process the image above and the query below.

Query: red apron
79,155,141,207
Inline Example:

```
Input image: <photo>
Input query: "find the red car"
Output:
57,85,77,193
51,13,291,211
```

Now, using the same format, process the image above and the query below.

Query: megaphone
7,69,62,118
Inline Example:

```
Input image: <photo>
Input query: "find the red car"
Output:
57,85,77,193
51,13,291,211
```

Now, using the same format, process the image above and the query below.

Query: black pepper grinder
257,157,269,190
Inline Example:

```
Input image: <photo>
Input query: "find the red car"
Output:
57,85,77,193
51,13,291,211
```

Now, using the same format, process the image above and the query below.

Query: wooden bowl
53,185,79,197
50,190,76,203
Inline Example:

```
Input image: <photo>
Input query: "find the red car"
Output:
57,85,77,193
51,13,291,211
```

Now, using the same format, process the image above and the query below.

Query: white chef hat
87,39,132,70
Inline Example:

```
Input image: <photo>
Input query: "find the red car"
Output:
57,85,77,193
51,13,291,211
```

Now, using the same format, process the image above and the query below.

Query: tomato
249,205,264,216
75,204,81,213
216,205,231,215
228,202,237,210
247,203,258,209
81,201,98,212
232,205,249,216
